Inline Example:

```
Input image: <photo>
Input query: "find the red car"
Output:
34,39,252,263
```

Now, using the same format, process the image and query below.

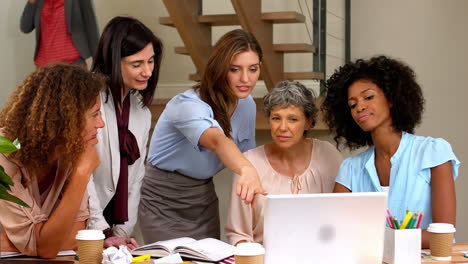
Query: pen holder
383,227,421,264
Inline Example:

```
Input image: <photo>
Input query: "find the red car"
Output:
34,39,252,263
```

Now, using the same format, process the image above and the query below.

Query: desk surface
2,244,468,263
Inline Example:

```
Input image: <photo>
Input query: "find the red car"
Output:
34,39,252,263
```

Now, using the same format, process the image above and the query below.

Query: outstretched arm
199,127,266,205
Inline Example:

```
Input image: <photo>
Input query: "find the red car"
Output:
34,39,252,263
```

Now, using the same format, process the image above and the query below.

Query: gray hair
262,80,318,127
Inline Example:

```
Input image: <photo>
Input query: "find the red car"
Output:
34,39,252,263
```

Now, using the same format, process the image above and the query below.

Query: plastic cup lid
75,229,105,240
427,223,456,233
234,242,265,256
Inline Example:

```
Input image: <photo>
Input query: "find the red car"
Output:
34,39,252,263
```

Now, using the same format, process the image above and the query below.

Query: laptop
263,192,387,264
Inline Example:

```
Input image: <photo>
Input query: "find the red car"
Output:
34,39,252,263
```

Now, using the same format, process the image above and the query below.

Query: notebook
263,192,387,264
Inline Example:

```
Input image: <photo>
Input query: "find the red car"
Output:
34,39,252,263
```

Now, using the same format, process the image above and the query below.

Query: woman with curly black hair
322,55,460,248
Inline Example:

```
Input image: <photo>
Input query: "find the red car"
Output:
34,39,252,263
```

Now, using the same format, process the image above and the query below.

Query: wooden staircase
154,0,326,130
160,0,324,90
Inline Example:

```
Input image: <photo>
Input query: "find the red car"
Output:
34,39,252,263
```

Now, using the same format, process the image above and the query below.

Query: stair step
189,71,324,81
261,11,305,23
160,11,305,27
198,14,239,26
175,43,316,55
285,72,324,80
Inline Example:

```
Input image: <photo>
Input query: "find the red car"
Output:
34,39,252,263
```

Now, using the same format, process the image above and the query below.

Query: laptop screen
263,192,387,264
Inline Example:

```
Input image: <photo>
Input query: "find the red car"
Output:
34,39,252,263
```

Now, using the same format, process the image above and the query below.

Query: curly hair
0,64,105,173
322,55,425,150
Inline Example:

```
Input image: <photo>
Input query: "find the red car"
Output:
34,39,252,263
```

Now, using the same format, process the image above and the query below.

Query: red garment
35,0,80,66
103,95,141,226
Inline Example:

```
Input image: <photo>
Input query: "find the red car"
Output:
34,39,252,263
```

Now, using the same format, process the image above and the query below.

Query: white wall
351,0,468,242
0,1,35,104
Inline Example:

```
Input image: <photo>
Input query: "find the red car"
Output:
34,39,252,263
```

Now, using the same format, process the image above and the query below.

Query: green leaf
0,184,30,208
0,191,30,208
0,166,13,190
0,136,19,154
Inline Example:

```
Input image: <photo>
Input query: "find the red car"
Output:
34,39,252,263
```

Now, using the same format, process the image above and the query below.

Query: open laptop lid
263,192,387,264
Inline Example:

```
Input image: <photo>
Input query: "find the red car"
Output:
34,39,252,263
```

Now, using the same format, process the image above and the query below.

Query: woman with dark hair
225,80,342,245
139,29,266,243
86,16,163,249
322,55,460,248
0,64,105,258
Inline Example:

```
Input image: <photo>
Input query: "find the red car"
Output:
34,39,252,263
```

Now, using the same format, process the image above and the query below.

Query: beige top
225,139,343,245
0,154,89,255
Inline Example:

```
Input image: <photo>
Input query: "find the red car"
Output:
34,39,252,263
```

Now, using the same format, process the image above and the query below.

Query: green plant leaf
0,166,13,190
0,136,19,154
0,191,30,208
0,184,30,208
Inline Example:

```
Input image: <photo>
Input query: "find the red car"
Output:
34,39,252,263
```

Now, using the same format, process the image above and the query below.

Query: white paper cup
75,230,105,264
427,223,456,261
234,242,265,264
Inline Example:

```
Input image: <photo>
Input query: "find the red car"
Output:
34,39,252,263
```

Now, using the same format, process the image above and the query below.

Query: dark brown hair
0,64,105,173
195,29,262,137
92,16,163,107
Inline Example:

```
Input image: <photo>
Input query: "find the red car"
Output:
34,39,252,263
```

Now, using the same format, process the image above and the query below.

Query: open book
131,237,235,262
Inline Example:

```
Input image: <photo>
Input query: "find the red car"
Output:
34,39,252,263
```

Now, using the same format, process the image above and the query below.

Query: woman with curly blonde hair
0,64,105,258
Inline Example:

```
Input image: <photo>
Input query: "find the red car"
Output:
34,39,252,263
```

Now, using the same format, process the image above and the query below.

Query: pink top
225,139,342,245
0,154,89,255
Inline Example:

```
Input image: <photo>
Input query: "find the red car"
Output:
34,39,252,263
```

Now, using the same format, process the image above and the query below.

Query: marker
400,211,412,229
132,254,151,262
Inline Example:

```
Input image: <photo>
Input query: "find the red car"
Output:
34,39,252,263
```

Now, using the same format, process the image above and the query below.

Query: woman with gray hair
225,80,343,245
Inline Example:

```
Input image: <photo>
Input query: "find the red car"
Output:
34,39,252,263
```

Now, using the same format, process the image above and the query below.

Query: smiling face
227,50,261,99
82,96,105,145
121,43,155,95
347,79,393,132
269,105,312,149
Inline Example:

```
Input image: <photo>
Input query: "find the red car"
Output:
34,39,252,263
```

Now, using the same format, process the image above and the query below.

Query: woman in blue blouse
139,29,266,243
322,55,460,248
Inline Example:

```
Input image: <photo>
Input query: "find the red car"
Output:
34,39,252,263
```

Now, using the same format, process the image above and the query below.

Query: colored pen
132,254,151,262
386,216,394,228
387,208,394,218
400,211,412,229
407,214,417,229
416,212,424,229
393,217,400,229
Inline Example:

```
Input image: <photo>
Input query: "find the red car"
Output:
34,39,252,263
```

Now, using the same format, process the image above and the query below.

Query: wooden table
2,244,468,264
0,256,75,264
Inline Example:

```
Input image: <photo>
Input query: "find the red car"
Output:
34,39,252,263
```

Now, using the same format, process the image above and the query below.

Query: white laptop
263,192,387,264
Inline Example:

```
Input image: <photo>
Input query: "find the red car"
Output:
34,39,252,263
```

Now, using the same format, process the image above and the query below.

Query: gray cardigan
20,0,99,60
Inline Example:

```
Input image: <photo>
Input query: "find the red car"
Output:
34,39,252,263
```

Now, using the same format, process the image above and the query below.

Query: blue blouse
336,132,460,229
147,89,256,179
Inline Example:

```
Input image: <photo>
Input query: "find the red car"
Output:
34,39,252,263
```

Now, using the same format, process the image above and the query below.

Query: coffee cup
234,242,265,264
75,229,105,264
427,223,456,261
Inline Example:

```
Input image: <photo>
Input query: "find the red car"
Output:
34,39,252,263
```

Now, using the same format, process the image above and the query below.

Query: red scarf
103,95,140,225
